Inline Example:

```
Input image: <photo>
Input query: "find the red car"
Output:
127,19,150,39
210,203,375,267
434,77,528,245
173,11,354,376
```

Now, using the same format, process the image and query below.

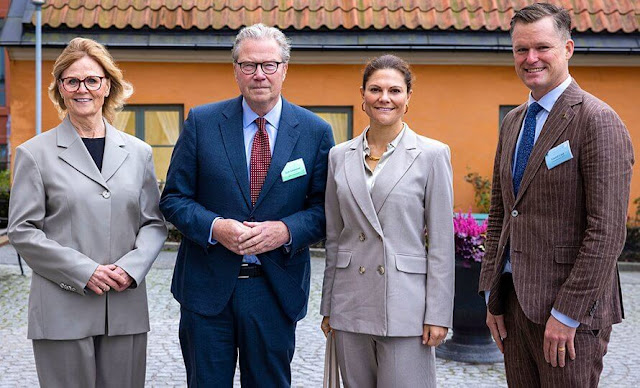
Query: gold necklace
367,154,381,161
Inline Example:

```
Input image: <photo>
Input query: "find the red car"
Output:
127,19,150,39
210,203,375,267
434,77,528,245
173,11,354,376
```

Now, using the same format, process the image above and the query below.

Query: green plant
621,225,640,262
464,171,491,213
0,169,10,227
621,197,640,262
0,169,10,200
166,223,183,243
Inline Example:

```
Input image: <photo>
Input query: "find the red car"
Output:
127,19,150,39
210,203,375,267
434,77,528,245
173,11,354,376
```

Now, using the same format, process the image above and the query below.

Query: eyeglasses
59,76,106,92
235,61,283,75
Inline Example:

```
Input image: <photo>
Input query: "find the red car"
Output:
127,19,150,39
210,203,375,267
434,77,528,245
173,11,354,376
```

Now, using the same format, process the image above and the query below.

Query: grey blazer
8,117,167,340
320,126,454,337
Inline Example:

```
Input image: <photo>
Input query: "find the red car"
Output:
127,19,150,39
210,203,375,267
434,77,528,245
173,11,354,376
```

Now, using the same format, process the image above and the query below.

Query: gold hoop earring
404,105,409,114
361,101,366,112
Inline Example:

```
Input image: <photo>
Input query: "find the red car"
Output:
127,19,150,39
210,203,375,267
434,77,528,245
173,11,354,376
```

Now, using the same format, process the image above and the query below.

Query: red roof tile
39,0,640,33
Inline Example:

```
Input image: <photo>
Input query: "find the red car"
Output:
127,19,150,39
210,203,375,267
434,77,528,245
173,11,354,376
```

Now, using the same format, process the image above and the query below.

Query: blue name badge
545,140,573,169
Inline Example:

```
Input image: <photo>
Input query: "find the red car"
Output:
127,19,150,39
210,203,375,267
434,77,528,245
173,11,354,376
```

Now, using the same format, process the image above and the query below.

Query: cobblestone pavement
1,245,639,387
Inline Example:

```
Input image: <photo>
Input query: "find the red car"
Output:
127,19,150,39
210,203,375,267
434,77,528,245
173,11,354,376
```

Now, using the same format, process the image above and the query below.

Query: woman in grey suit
8,38,167,388
320,55,455,387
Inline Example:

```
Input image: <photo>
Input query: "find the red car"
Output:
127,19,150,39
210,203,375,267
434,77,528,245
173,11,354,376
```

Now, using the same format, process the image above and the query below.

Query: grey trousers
32,333,147,388
334,330,436,388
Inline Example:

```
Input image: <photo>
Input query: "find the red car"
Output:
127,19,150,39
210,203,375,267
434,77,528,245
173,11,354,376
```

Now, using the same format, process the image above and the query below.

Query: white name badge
545,140,573,169
281,158,307,182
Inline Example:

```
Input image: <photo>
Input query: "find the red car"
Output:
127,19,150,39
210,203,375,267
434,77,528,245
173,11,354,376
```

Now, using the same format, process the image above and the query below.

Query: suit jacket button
71,287,77,292
102,190,111,199
59,283,65,289
511,210,519,217
359,233,366,242
589,301,599,316
377,265,385,275
359,266,366,274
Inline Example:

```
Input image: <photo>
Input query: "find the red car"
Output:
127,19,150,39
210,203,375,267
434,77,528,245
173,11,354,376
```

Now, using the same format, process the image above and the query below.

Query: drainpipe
32,0,45,136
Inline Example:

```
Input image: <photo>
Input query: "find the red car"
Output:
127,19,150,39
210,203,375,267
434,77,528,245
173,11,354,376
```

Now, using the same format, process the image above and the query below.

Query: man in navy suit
160,24,333,387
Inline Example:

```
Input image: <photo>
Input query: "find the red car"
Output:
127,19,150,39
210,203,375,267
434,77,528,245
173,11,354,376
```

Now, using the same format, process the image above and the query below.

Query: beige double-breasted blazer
8,117,167,340
320,126,454,337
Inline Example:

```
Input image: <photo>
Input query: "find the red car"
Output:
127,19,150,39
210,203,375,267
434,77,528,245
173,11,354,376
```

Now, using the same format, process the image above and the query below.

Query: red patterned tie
250,117,271,205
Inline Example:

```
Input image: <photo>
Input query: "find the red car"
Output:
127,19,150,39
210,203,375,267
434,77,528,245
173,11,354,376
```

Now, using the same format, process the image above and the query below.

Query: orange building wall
8,59,640,214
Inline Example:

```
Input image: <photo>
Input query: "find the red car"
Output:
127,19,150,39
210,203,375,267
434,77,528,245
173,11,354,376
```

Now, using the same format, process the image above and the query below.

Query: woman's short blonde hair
48,37,133,123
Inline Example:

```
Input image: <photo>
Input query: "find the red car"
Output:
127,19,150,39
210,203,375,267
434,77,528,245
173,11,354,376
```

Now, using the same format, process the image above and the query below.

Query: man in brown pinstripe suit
479,3,634,387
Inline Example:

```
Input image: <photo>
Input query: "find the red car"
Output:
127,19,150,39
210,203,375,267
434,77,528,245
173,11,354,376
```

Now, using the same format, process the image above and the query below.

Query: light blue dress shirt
208,97,283,264
487,76,579,328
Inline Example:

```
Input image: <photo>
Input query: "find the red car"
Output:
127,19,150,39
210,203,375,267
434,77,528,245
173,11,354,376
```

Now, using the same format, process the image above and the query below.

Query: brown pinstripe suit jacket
478,81,634,330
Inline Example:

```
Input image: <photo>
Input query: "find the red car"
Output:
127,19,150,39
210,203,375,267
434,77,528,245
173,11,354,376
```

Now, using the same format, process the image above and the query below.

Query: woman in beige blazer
320,55,455,387
8,38,167,388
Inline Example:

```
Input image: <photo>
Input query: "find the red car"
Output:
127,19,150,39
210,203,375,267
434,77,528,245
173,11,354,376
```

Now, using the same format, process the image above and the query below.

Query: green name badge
281,158,307,182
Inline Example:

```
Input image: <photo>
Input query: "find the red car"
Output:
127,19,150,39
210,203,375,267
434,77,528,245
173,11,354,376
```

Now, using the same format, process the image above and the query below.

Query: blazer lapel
371,127,421,214
345,132,383,236
219,97,251,209
101,120,129,182
503,104,527,203
57,117,108,189
515,81,581,203
253,99,301,210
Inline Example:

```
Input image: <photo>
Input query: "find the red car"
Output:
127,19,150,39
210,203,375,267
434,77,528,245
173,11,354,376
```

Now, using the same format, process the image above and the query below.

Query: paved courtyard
1,244,639,387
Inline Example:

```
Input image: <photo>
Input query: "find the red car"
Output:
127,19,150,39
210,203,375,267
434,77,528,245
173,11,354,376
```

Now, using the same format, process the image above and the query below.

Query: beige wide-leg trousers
334,330,436,388
32,333,147,388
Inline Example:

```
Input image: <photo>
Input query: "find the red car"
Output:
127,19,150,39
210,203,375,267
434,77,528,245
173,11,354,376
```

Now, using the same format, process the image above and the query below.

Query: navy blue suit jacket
160,96,333,322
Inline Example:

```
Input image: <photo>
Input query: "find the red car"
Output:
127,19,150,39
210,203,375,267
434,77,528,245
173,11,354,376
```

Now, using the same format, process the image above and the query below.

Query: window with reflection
114,105,183,182
499,105,519,128
304,106,353,145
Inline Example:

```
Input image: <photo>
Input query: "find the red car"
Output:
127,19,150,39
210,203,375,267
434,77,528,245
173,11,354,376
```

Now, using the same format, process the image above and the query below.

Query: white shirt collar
363,123,406,155
528,75,572,112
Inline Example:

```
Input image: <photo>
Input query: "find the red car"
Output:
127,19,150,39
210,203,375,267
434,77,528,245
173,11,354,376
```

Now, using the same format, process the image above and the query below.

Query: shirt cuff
551,308,580,328
282,229,293,253
208,217,223,245
485,290,490,305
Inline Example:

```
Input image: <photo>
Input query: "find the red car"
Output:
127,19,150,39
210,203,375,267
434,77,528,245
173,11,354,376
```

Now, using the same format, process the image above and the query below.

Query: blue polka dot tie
513,102,543,196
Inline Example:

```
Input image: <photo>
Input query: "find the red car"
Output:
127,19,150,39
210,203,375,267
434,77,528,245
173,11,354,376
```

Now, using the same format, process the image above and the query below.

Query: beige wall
8,59,640,213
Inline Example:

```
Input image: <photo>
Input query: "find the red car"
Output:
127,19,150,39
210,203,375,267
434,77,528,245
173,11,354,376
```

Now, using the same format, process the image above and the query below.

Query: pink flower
453,210,488,266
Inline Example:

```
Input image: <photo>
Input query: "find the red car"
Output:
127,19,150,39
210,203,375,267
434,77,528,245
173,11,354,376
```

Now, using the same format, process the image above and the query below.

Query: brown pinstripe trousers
502,276,611,387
